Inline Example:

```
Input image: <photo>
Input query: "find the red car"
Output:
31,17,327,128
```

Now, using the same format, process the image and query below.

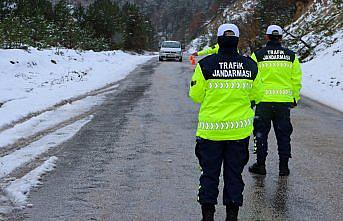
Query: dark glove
251,101,256,109
290,99,297,108
192,52,198,56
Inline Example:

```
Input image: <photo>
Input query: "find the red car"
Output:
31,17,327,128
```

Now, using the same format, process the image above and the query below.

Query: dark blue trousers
253,102,293,164
195,137,249,206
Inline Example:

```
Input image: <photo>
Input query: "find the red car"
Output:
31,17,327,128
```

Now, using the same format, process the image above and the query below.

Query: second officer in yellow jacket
248,25,302,176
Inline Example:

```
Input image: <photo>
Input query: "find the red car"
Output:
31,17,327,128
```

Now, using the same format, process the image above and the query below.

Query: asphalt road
7,58,343,220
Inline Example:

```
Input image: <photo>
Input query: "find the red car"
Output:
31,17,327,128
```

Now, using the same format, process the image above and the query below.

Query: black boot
248,162,266,175
279,158,290,176
201,204,215,221
225,203,239,221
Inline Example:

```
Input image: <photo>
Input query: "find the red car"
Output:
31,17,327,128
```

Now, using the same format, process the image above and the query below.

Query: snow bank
301,31,343,112
0,48,154,129
0,92,109,148
0,116,92,179
4,156,58,206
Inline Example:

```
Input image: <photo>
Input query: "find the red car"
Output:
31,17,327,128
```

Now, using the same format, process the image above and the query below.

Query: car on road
159,41,183,62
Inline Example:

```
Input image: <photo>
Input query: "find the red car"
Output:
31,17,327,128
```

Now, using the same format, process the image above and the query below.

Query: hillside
188,0,322,55
188,0,343,111
284,1,343,61
285,1,343,111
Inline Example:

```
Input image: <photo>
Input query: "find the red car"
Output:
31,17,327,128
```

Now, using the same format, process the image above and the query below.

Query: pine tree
15,0,53,19
54,0,82,49
122,3,147,51
86,0,122,49
0,0,154,51
142,17,155,50
0,15,31,48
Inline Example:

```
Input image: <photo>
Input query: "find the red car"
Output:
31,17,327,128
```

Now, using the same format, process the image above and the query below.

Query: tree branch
283,28,313,50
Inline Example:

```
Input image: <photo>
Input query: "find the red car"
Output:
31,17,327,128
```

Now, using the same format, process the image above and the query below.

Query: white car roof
163,41,180,43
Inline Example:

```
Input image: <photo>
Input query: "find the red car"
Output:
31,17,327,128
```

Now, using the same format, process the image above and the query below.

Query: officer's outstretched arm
292,55,303,102
197,44,219,56
250,72,263,105
189,64,206,103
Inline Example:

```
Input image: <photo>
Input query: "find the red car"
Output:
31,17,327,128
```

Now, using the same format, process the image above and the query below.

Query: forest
0,0,155,51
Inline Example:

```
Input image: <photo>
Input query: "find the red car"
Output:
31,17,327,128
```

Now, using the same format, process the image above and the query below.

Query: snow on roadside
0,116,92,179
4,156,58,206
301,31,343,112
0,48,154,129
0,91,112,148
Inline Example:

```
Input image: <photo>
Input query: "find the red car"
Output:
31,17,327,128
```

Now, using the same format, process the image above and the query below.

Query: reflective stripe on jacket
189,50,263,141
251,41,302,102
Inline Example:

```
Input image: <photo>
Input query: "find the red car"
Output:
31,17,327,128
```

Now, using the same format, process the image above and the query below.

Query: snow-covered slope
0,48,154,213
188,0,343,112
188,0,258,54
284,0,343,61
0,48,154,129
284,1,343,111
299,33,343,112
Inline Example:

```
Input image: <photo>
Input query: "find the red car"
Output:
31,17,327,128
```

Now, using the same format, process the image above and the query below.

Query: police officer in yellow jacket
189,24,263,221
248,25,302,176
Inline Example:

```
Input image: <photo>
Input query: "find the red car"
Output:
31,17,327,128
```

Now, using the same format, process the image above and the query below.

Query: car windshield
162,42,180,48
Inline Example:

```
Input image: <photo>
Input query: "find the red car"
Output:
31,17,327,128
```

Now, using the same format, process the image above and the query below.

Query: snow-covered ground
301,31,343,111
284,0,342,62
0,48,155,211
0,116,93,207
282,0,343,111
4,156,58,207
0,48,154,129
0,116,92,179
0,91,110,149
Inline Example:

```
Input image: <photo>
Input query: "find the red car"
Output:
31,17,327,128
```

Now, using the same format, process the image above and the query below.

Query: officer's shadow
251,175,290,218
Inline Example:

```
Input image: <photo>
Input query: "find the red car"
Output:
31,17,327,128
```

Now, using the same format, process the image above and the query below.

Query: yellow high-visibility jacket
190,49,263,141
251,41,302,103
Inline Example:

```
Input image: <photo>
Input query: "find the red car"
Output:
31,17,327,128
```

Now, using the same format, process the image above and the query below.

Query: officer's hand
290,99,297,108
192,52,198,56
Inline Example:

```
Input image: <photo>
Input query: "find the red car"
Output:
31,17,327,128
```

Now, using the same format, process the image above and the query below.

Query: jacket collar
266,40,282,47
218,47,239,56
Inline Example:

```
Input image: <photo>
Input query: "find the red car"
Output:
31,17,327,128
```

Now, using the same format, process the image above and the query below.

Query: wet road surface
7,58,343,220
